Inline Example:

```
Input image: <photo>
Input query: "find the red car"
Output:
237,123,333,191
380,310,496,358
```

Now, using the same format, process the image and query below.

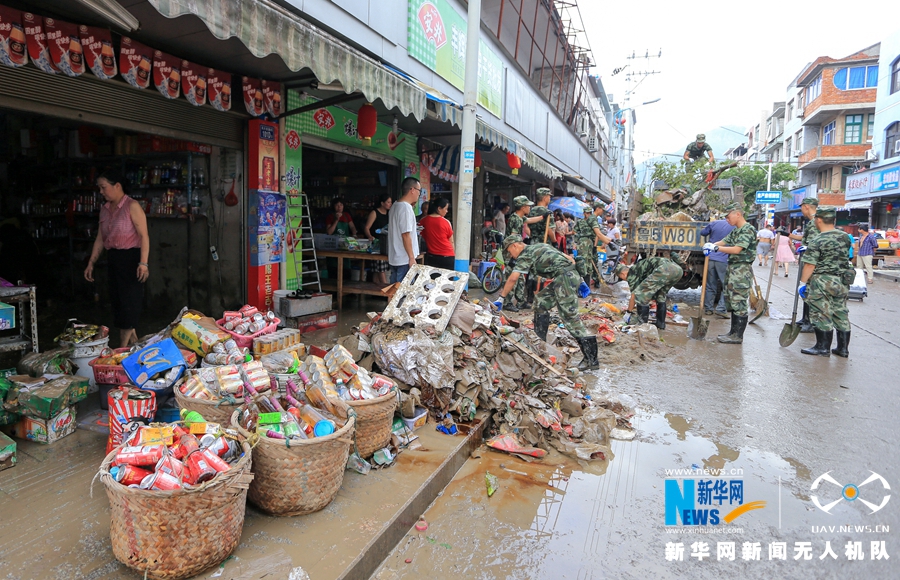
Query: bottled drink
306,384,338,415
297,405,335,437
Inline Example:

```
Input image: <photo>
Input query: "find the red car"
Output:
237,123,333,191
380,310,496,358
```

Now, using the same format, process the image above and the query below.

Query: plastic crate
313,233,339,250
89,348,132,385
215,317,280,350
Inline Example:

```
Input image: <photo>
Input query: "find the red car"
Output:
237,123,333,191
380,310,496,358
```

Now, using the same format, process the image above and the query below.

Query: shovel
751,233,779,324
688,256,710,339
779,265,804,347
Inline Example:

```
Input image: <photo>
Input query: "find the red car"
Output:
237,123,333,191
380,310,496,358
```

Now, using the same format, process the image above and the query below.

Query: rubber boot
655,300,667,330
576,336,600,371
831,330,850,358
717,314,747,344
534,314,551,342
636,304,651,324
505,302,520,313
801,329,833,356
799,303,814,333
522,278,535,310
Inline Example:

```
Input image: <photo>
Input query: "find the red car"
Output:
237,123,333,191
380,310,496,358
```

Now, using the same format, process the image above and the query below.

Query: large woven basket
174,387,243,426
344,376,399,458
231,401,356,516
98,438,253,580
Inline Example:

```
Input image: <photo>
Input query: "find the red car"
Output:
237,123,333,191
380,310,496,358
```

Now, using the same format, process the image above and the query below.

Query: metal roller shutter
0,65,245,149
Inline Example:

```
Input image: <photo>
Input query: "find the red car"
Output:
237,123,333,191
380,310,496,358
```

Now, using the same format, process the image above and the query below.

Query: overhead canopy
146,0,426,121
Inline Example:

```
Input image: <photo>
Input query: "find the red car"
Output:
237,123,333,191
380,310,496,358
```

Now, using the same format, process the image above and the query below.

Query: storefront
772,186,807,231
845,161,900,230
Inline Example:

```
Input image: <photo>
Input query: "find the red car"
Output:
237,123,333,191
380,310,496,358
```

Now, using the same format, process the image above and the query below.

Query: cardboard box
17,375,89,419
172,318,229,355
0,302,15,330
0,431,16,471
275,291,332,319
282,310,338,333
122,338,186,388
7,406,76,444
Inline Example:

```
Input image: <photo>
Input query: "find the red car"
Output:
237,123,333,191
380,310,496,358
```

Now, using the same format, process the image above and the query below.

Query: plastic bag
17,347,74,377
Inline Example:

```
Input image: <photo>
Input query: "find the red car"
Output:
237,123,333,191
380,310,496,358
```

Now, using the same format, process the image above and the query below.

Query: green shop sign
407,0,503,118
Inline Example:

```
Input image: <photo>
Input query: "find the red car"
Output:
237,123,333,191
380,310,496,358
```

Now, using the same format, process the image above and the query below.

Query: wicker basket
174,387,243,426
98,438,254,580
231,402,356,516
344,376,399,458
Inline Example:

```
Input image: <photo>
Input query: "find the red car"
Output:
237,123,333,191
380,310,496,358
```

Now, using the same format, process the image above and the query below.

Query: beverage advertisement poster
119,36,151,88
22,12,56,74
0,6,27,69
249,120,279,192
44,18,83,77
243,76,264,117
248,190,285,267
79,25,115,80
262,80,282,117
153,50,181,99
207,68,232,112
181,60,206,106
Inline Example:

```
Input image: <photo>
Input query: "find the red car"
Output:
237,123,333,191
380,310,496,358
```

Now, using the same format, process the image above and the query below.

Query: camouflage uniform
505,213,528,303
802,221,820,245
721,223,758,316
801,230,851,332
512,243,589,338
528,206,554,244
573,215,599,281
626,257,684,305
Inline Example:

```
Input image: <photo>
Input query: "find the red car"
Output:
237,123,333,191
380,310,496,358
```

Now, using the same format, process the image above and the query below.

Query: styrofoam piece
382,265,466,334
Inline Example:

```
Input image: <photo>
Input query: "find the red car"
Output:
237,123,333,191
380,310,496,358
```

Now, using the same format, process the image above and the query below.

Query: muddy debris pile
359,296,635,462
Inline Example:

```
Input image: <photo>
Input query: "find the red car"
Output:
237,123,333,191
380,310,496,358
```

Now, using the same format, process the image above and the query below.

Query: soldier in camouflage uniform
574,201,615,287
798,206,852,357
503,196,533,311
495,235,599,370
613,256,683,330
788,197,820,333
702,203,757,344
528,188,556,245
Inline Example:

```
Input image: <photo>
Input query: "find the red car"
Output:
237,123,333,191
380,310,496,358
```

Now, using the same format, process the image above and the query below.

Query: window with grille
823,121,836,145
845,115,863,144
886,122,900,159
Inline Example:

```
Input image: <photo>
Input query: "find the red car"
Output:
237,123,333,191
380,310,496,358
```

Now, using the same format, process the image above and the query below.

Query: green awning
148,0,427,121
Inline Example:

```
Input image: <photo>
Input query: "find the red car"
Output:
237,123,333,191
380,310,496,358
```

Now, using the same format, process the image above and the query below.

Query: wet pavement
375,263,900,579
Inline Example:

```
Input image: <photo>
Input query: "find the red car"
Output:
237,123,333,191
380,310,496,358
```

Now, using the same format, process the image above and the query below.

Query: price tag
258,412,282,425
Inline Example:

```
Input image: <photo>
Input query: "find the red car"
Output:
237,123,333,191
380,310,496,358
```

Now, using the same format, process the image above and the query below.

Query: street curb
336,413,489,580
873,270,900,281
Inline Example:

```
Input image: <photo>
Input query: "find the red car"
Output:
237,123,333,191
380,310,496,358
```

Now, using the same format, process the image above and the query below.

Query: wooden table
317,249,423,309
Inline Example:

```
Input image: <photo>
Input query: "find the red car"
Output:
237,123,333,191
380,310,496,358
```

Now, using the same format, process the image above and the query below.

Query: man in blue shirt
856,223,878,284
700,218,735,316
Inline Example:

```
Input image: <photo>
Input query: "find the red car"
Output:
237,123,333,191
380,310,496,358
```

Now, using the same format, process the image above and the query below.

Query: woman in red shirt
419,198,455,269
325,198,357,236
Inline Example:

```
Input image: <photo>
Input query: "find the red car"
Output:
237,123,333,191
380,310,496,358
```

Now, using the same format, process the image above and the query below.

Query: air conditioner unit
588,136,598,152
792,150,801,158
865,149,878,161
796,106,804,118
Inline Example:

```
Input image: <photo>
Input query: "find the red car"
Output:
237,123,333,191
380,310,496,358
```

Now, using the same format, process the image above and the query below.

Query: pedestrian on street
493,203,510,237
503,196,534,311
363,193,392,285
84,171,150,348
494,234,599,370
387,177,421,284
554,210,568,253
574,202,614,288
774,231,796,277
798,206,853,357
702,203,758,344
613,256,683,330
528,188,556,246
699,217,735,317
419,197,455,270
756,225,775,266
855,224,877,284
789,198,820,333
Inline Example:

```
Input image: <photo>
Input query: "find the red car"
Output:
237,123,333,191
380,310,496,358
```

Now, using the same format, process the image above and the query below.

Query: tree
719,163,797,208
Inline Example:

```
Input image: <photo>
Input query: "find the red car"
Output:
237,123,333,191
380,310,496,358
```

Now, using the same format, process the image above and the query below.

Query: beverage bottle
335,378,349,401
297,405,335,437
268,396,307,439
306,384,338,415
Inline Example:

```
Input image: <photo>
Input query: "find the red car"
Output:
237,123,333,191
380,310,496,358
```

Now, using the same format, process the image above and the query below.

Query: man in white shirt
756,224,776,267
388,177,421,283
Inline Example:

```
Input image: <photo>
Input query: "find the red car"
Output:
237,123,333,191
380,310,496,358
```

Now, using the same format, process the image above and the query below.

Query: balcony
798,144,870,170
802,98,875,125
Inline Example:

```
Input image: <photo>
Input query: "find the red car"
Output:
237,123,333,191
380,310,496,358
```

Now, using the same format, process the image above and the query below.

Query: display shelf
0,286,38,354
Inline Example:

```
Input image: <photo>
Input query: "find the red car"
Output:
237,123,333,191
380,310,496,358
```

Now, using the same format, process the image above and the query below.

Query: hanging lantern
888,202,894,213
357,103,377,145
507,152,521,175
474,150,482,174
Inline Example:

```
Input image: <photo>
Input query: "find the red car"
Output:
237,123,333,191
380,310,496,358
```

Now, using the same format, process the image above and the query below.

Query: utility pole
454,0,481,274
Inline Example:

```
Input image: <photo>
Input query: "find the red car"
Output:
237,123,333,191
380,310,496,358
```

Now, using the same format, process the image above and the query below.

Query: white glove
702,242,718,256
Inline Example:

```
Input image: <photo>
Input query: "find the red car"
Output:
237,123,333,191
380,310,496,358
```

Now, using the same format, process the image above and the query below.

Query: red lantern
357,103,377,145
474,150,482,174
888,202,894,213
507,152,521,175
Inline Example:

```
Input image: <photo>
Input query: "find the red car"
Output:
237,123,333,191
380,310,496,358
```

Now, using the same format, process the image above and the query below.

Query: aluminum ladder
287,192,322,294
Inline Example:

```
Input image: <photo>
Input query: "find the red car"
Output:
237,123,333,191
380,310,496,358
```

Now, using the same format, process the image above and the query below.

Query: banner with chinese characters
119,36,151,88
282,124,303,290
44,17,82,76
0,6,27,68
79,25,115,79
407,0,503,118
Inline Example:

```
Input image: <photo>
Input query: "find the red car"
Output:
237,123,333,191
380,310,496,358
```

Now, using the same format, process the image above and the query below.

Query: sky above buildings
581,1,899,163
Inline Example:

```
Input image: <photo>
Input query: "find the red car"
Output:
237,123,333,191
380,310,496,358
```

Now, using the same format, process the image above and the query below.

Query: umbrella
548,197,588,216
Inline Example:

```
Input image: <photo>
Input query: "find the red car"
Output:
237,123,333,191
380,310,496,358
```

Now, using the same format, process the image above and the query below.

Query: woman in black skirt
84,171,150,347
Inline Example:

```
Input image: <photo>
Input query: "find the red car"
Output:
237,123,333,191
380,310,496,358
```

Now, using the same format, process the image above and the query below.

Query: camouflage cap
591,201,606,210
536,187,552,198
696,133,706,141
613,263,630,279
513,195,534,208
815,205,836,219
502,234,524,249
723,202,743,213
801,197,819,206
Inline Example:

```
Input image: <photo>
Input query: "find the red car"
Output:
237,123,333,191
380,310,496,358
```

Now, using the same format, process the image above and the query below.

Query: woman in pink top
84,171,150,347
